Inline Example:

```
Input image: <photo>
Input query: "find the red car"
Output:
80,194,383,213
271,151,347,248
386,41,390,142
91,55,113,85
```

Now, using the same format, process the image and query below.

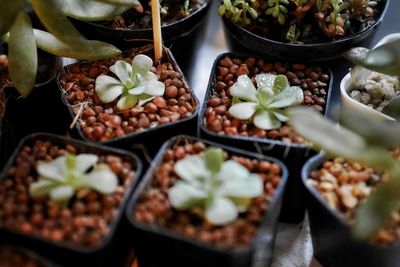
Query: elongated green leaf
204,147,224,174
344,42,400,76
33,29,121,60
63,0,128,21
382,96,400,120
288,107,366,158
95,0,141,7
32,0,123,55
353,165,400,239
8,11,37,97
0,0,25,36
340,105,400,148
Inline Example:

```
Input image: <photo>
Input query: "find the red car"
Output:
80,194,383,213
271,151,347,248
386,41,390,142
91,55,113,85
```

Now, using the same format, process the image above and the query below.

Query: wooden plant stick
151,0,163,61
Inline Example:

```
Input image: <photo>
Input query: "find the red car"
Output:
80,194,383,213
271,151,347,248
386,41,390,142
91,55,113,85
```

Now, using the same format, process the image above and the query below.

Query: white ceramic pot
340,33,400,121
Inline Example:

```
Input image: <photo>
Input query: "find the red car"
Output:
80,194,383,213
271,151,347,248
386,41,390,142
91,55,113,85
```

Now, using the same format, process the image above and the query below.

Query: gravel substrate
0,246,49,267
308,148,400,245
59,49,197,142
133,139,282,249
0,139,136,247
203,56,330,144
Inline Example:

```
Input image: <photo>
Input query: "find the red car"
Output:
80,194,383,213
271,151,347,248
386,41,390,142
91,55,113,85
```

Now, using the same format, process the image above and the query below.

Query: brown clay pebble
133,140,281,249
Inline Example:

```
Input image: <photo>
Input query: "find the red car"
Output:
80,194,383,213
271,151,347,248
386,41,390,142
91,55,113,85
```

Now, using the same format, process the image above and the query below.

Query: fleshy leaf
49,185,74,201
30,180,58,197
255,73,275,90
62,0,128,21
33,29,121,60
381,96,400,120
174,155,210,185
340,105,400,149
137,95,156,106
273,109,289,122
95,0,142,7
31,0,122,56
217,160,251,182
131,54,153,78
205,196,238,225
37,156,68,181
110,60,132,86
85,165,118,194
353,166,400,239
168,181,207,209
204,147,224,174
230,75,258,102
95,75,124,103
218,173,263,198
273,75,289,93
228,102,259,120
75,154,99,173
0,0,25,36
8,11,37,98
288,107,367,158
268,86,304,108
128,85,145,96
143,71,158,81
116,94,138,110
141,81,165,96
253,110,281,130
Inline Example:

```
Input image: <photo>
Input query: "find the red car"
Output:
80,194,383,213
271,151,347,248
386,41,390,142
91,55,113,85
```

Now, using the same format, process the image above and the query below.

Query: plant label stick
151,0,162,61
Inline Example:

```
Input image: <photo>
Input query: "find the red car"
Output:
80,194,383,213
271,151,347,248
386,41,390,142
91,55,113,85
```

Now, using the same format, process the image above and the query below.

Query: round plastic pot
221,0,390,61
199,52,333,223
0,133,143,267
71,0,211,46
56,46,199,162
125,135,288,267
302,154,400,267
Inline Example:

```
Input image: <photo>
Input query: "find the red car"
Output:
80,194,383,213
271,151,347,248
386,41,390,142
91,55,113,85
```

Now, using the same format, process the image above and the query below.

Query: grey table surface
169,1,400,266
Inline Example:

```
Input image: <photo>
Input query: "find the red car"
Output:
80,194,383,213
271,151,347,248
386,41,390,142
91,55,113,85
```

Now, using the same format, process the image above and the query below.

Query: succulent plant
1,0,140,97
218,0,258,25
344,36,400,119
95,54,165,110
228,74,304,130
265,0,289,25
30,153,118,205
288,105,400,240
168,147,263,225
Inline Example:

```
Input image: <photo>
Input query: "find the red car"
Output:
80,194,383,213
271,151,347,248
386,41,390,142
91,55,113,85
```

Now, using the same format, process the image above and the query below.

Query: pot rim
221,0,390,48
82,0,210,33
199,52,334,151
125,134,289,256
0,132,143,254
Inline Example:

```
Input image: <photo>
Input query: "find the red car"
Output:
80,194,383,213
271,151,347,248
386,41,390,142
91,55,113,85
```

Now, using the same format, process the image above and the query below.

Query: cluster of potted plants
0,0,399,266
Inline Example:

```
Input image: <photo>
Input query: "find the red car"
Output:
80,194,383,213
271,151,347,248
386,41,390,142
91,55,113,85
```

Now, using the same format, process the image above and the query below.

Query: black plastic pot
126,135,288,267
57,45,199,163
199,52,333,223
302,154,400,267
71,0,210,46
222,0,390,61
0,244,61,267
0,133,143,267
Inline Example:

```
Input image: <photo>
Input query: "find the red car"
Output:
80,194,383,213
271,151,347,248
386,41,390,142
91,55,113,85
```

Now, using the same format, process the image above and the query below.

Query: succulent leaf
205,196,238,225
8,11,37,98
204,148,224,174
0,0,25,36
382,96,400,120
62,0,129,21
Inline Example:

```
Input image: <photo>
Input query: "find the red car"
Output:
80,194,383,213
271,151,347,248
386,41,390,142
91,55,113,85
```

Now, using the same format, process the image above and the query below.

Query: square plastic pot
0,133,142,267
199,52,333,223
56,45,199,163
302,154,400,267
125,135,288,267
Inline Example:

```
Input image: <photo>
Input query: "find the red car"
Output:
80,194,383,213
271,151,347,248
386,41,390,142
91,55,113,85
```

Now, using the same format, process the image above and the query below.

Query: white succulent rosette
30,153,118,203
95,54,165,110
228,74,304,130
168,148,263,225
